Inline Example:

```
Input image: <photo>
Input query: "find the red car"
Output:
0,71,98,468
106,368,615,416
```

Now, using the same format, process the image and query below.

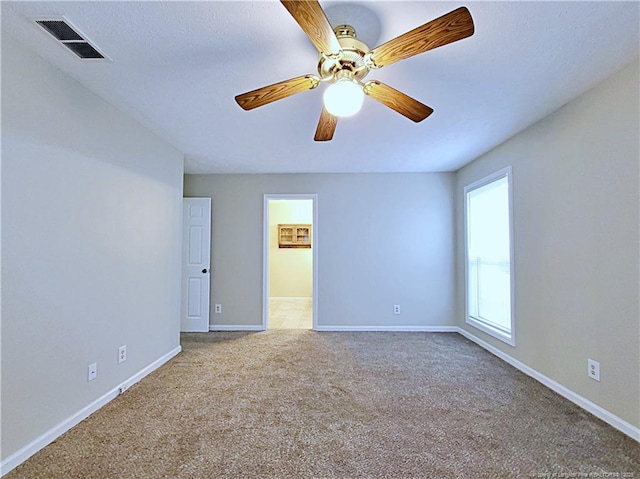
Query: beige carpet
6,331,640,478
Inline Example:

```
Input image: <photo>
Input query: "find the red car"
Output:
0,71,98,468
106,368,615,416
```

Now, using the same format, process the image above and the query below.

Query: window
464,167,514,345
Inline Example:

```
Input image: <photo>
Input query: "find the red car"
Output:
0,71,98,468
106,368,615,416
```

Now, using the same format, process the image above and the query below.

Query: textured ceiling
2,1,639,174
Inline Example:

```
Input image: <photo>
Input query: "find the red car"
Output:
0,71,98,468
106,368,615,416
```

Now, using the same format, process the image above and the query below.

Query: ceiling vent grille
36,17,110,61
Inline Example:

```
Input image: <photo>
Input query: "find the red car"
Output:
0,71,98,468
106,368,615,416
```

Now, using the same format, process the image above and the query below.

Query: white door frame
263,194,318,330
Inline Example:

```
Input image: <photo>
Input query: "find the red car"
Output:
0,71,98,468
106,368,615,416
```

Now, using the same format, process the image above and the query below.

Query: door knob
202,268,208,274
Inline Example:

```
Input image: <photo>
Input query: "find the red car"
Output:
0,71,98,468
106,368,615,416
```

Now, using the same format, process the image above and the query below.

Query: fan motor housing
317,25,370,82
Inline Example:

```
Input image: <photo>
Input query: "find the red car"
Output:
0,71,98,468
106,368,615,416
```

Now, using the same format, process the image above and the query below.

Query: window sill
466,316,515,347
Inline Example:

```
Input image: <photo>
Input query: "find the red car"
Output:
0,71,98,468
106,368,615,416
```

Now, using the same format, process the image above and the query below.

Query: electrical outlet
587,359,600,381
214,303,222,314
88,363,97,382
393,304,401,315
118,345,127,364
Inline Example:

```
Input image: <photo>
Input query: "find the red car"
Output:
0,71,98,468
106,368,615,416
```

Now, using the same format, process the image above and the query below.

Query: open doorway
263,194,317,330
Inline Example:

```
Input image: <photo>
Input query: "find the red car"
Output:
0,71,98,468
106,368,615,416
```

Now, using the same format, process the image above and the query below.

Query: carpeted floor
6,331,640,478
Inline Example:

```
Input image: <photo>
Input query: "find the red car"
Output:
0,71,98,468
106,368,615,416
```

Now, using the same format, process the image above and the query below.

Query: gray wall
1,35,184,460
455,61,640,428
184,173,456,329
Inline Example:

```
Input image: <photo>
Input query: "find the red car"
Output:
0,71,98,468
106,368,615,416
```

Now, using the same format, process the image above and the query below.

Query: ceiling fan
235,1,474,141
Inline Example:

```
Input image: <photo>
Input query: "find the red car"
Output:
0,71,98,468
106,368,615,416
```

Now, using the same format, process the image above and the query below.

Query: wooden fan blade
281,0,341,56
314,107,338,141
367,7,474,69
235,75,319,111
364,80,433,122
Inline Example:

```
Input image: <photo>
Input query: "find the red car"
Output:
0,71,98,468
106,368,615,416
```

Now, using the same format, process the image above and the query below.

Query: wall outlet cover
118,345,127,364
88,363,97,382
587,359,600,382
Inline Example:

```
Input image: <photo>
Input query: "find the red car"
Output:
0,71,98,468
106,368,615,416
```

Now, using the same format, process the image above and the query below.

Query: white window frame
463,166,515,346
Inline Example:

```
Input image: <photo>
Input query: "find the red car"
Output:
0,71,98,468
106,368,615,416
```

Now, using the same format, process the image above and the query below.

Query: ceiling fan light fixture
236,2,475,140
323,78,364,117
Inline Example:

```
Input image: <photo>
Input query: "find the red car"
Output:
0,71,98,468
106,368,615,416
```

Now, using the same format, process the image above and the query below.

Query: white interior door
181,198,211,332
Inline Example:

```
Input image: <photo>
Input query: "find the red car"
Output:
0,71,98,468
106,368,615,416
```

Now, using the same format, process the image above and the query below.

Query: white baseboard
314,325,459,332
209,324,264,331
455,327,640,442
209,324,458,333
0,345,182,477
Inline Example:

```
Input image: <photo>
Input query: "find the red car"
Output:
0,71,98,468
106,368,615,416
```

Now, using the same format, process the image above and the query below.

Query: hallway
268,298,312,329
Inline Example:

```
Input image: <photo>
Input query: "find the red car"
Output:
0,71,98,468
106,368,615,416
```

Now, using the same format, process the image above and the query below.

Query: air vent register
36,18,109,61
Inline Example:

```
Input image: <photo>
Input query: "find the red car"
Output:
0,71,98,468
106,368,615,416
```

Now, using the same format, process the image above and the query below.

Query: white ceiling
2,1,638,174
